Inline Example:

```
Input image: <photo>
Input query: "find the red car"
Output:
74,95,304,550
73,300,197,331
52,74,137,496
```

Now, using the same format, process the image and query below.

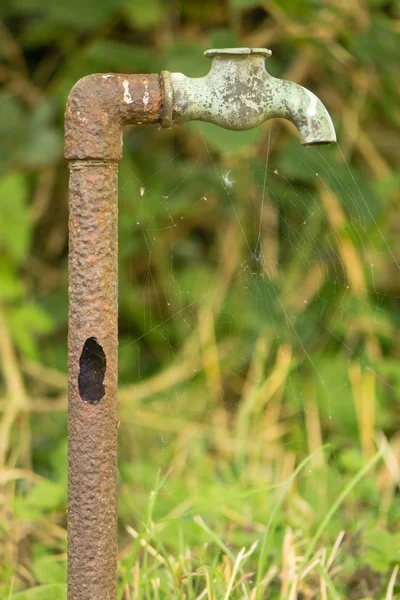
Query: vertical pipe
65,73,163,600
68,160,119,599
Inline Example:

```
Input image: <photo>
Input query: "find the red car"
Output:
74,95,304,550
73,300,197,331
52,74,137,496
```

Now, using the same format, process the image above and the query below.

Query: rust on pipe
66,73,163,600
65,73,163,160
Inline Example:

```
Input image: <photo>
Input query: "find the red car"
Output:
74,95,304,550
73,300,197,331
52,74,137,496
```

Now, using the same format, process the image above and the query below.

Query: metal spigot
162,47,336,145
65,47,337,600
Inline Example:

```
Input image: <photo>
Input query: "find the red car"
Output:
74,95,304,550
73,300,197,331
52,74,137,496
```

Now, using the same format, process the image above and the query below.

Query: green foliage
86,41,157,72
190,121,264,154
9,585,66,600
362,529,400,573
230,0,263,8
1,0,400,597
124,0,164,29
0,174,30,262
12,0,123,29
9,303,53,357
31,556,66,586
0,97,62,174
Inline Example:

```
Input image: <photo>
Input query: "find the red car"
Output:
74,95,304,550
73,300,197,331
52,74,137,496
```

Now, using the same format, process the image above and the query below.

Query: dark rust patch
65,73,164,160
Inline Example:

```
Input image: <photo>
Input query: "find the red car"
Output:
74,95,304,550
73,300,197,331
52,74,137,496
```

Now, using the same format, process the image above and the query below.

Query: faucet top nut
204,48,272,58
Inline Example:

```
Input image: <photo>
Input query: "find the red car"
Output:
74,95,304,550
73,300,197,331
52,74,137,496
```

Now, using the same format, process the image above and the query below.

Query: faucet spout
267,76,336,145
162,48,336,145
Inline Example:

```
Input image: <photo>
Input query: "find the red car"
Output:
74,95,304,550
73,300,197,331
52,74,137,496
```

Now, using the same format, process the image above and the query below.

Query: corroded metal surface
163,48,336,145
68,160,119,600
66,74,164,600
65,73,163,160
160,71,174,129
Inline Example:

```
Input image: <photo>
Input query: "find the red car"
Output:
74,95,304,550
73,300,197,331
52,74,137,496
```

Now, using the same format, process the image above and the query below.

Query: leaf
0,97,61,171
0,173,30,262
18,130,62,169
86,41,157,73
338,448,364,473
17,102,63,168
266,0,323,20
123,0,163,28
311,357,358,434
231,0,262,7
0,94,26,174
13,0,123,29
27,479,65,510
166,43,208,77
32,556,66,585
20,20,69,48
208,29,240,49
0,258,23,300
10,584,66,600
347,18,398,71
188,121,263,154
363,529,400,563
10,303,54,358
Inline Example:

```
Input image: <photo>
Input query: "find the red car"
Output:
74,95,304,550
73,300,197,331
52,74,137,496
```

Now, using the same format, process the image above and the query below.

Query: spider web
116,119,398,580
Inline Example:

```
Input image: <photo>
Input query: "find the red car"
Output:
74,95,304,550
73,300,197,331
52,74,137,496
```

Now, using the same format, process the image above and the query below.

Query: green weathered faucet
162,48,336,145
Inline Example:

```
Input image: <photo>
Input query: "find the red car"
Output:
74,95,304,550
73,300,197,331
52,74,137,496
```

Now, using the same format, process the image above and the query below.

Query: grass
2,191,400,598
2,325,399,598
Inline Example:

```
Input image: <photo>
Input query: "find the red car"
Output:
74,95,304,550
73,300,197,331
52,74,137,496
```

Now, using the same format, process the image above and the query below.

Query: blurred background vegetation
1,0,400,598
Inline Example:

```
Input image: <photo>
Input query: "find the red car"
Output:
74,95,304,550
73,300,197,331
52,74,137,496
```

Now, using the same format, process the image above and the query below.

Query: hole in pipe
78,337,106,404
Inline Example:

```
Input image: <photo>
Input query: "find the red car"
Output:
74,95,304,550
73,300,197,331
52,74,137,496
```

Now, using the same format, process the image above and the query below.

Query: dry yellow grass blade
376,431,400,527
303,378,325,468
235,341,292,464
281,528,296,599
119,334,234,406
255,344,292,414
326,530,346,572
212,220,244,314
320,548,328,600
198,306,222,402
385,564,399,600
349,362,376,461
282,262,326,312
119,334,202,404
0,468,43,485
125,525,166,565
0,304,30,468
320,186,367,297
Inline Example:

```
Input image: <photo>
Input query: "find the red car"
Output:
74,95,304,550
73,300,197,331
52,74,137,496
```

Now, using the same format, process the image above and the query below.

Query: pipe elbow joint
65,73,163,161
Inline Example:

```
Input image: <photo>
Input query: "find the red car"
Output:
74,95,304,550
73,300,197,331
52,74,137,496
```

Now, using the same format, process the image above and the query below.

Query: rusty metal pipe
65,74,163,600
67,160,119,600
65,50,336,600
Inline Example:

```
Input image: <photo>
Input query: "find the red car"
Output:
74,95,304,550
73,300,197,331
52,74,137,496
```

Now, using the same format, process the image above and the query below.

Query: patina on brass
65,49,336,600
162,48,336,144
